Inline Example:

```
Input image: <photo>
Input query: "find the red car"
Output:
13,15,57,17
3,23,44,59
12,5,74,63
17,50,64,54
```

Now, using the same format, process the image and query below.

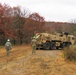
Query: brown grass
0,45,76,75
63,46,76,61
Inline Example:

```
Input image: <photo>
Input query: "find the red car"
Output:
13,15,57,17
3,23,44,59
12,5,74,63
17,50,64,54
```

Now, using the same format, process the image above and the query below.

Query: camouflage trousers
6,49,10,55
6,50,10,55
6,47,11,55
32,46,36,54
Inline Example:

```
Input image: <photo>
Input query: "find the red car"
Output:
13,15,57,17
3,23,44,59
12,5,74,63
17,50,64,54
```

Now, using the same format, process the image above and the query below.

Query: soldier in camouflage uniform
5,39,12,55
31,36,37,54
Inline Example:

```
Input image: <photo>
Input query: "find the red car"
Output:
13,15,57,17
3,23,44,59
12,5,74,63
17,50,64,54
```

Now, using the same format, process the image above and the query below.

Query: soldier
5,39,12,55
31,36,37,54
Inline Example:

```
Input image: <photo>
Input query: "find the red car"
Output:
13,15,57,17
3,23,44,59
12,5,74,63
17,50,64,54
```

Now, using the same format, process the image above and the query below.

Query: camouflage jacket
5,42,12,50
31,39,37,46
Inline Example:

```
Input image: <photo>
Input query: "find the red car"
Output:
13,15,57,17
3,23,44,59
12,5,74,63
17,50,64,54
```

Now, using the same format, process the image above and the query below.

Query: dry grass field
0,45,76,75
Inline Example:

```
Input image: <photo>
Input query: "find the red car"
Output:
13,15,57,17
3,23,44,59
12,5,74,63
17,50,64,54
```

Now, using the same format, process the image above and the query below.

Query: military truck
34,32,75,50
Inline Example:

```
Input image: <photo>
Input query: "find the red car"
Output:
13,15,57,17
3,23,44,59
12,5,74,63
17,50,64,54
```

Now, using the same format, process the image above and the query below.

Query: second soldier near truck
31,36,37,54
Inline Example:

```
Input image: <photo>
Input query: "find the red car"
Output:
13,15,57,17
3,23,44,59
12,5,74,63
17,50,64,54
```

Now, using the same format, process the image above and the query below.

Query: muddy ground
0,45,76,75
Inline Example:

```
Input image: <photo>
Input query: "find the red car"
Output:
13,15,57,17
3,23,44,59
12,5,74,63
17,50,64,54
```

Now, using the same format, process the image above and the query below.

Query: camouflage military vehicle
34,32,75,50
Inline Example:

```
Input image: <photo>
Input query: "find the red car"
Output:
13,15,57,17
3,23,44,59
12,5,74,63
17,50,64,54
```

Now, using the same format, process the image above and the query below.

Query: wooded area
0,3,76,45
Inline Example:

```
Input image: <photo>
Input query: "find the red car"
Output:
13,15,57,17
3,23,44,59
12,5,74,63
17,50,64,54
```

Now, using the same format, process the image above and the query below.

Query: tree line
0,3,46,45
0,3,76,45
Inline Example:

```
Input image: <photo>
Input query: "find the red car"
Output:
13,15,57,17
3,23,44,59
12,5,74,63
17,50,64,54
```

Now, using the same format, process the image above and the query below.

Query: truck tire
43,42,51,50
50,42,56,50
62,43,65,48
67,43,71,47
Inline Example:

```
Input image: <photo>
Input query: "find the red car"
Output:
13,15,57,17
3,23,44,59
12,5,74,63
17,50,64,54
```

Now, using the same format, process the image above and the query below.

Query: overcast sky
0,0,76,22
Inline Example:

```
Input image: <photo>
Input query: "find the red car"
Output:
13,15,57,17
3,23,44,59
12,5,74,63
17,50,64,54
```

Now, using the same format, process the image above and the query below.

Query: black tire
43,42,51,50
62,43,65,48
50,42,56,50
67,43,71,47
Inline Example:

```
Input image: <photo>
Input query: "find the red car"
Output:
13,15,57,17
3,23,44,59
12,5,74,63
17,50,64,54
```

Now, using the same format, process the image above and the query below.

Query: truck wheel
51,42,56,50
43,42,51,50
67,43,71,47
62,43,65,48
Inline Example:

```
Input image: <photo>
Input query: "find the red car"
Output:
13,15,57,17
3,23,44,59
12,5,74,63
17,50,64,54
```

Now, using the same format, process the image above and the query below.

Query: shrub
63,46,76,61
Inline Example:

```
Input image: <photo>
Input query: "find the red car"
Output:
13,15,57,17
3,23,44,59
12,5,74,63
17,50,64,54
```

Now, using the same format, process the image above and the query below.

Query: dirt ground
0,45,76,75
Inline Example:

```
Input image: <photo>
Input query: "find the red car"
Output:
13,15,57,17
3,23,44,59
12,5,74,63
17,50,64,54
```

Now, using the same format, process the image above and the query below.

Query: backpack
6,42,10,48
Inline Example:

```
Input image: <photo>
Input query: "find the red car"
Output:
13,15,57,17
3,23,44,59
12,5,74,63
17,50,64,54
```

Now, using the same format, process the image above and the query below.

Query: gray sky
0,0,76,22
